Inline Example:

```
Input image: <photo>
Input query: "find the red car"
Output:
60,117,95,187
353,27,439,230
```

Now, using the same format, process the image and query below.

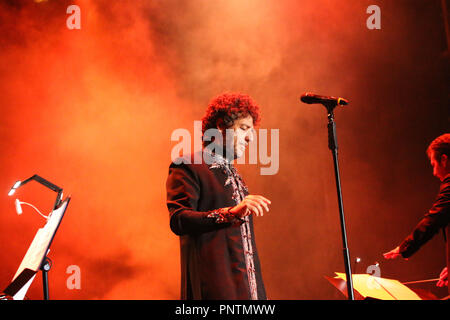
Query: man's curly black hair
201,92,261,146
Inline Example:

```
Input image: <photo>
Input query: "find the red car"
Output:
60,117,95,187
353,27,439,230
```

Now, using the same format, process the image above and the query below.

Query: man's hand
229,195,271,218
437,267,448,288
383,246,404,260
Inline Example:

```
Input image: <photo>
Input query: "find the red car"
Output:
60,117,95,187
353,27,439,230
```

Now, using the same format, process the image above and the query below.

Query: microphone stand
324,102,355,300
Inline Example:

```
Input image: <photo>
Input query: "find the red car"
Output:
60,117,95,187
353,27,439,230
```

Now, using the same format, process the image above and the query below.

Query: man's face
430,151,449,181
224,115,255,159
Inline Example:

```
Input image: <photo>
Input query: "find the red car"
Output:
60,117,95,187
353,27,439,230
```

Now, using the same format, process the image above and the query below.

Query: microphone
300,92,349,106
15,199,23,215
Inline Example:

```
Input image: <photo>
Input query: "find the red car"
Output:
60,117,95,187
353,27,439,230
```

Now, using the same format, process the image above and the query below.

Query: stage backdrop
0,0,448,299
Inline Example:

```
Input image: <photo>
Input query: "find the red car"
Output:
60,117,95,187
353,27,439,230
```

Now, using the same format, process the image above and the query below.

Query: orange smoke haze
0,0,448,300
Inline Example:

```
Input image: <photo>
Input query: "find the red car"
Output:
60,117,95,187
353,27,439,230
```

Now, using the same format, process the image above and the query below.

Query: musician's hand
437,267,448,288
229,195,271,218
383,246,404,260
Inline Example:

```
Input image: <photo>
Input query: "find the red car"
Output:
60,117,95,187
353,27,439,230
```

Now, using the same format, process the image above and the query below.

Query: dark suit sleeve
399,178,450,258
166,162,235,236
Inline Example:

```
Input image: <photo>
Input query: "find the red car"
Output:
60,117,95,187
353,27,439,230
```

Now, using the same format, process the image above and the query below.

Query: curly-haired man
384,133,450,295
166,93,271,300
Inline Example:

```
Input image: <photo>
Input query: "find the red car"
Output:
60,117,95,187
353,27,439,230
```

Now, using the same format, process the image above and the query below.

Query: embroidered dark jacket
166,152,266,300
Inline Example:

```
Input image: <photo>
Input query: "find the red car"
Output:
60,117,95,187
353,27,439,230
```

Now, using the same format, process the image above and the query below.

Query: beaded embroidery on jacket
205,150,258,300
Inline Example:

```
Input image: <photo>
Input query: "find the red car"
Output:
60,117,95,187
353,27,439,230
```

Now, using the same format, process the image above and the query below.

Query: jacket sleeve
399,178,450,258
166,162,239,236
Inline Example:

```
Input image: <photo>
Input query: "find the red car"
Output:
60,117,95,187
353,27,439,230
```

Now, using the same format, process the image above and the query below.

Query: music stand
2,196,70,300
325,272,422,300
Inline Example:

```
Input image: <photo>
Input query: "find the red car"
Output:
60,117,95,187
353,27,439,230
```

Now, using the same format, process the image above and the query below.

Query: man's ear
216,119,224,133
441,154,448,167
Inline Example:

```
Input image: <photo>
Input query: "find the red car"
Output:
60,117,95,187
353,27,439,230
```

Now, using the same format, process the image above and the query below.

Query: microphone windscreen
300,93,313,104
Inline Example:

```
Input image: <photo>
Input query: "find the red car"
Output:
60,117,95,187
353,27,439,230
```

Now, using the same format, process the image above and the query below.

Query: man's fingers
247,195,271,205
252,198,269,213
247,199,264,216
437,267,448,288
254,195,271,205
383,251,399,260
239,195,272,217
246,203,261,217
247,196,270,212
383,246,401,260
